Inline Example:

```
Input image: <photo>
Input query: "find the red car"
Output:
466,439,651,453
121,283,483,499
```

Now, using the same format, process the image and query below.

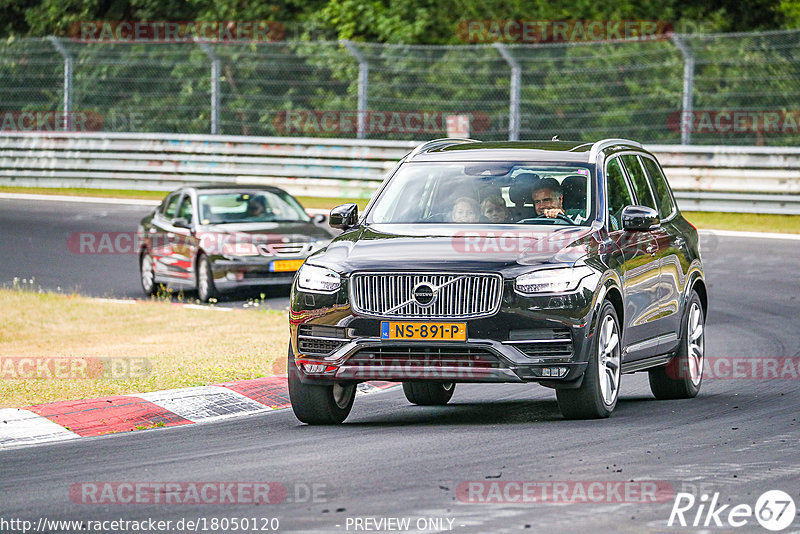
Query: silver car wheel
598,315,621,406
141,254,154,292
687,302,705,386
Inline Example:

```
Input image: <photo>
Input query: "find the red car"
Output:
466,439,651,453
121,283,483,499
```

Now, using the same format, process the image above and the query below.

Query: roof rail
588,138,643,161
407,138,481,159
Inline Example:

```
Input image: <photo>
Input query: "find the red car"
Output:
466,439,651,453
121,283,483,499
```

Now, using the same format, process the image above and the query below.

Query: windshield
198,191,310,224
367,162,595,226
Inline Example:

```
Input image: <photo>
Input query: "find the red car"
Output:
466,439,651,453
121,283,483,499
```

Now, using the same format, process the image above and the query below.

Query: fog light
536,366,568,378
301,363,338,374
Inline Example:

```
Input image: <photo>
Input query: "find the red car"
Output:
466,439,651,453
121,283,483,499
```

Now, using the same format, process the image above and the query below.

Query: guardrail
1,132,798,214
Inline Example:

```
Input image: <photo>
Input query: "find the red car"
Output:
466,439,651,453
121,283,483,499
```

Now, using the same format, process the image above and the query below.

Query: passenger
480,195,511,223
451,197,480,223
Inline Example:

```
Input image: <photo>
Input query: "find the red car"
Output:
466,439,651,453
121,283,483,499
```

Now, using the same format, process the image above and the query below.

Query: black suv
288,139,707,423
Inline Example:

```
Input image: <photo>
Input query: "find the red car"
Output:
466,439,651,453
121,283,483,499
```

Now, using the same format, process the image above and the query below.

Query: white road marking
0,192,160,206
698,229,800,240
133,386,273,423
0,408,79,449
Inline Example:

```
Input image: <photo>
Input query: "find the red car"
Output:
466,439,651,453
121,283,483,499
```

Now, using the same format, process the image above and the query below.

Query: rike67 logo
668,490,796,531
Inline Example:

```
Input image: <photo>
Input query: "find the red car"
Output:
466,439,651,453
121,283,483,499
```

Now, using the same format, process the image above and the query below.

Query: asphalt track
0,198,292,307
2,198,800,533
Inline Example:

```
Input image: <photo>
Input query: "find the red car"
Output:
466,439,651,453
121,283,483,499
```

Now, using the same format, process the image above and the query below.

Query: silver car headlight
515,265,595,295
296,264,341,293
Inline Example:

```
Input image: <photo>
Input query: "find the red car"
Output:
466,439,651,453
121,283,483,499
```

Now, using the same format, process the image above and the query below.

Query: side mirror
622,205,660,231
173,217,192,229
329,203,358,230
312,213,327,224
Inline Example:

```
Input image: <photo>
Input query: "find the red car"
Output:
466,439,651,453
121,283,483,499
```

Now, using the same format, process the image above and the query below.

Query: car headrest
509,172,540,205
561,175,587,211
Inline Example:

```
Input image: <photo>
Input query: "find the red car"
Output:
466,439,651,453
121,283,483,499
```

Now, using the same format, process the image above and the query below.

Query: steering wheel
518,213,574,225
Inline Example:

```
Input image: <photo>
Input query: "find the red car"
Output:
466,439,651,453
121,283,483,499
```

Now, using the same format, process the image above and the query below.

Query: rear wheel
197,254,218,302
287,346,356,424
402,382,455,405
556,300,621,419
649,291,705,399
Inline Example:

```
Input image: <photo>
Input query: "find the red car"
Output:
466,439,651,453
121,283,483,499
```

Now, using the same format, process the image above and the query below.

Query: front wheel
402,382,455,405
287,346,356,424
649,291,705,399
140,251,158,296
556,300,621,419
197,254,218,303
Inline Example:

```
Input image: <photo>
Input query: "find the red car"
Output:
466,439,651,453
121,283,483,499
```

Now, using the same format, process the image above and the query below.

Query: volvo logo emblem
412,282,437,307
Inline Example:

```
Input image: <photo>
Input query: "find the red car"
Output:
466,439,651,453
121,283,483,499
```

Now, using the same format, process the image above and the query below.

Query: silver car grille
349,272,503,319
258,243,310,256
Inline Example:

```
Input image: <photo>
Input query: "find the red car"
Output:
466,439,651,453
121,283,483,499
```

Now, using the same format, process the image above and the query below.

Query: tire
197,254,219,303
287,345,355,425
402,382,455,405
556,300,621,419
649,291,705,400
140,251,159,296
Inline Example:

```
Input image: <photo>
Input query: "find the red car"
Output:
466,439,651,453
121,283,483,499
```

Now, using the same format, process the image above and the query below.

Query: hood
310,223,600,274
200,221,334,243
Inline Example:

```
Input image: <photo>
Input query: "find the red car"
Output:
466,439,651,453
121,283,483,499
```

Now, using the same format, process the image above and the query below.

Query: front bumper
289,277,599,387
211,257,300,290
294,337,589,384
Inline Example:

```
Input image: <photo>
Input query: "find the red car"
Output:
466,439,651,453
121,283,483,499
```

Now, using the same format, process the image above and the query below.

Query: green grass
683,211,800,234
0,186,370,211
0,286,288,408
2,186,798,233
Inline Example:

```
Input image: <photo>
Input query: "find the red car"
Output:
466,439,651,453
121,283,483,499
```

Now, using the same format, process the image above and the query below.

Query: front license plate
269,259,305,272
381,322,467,341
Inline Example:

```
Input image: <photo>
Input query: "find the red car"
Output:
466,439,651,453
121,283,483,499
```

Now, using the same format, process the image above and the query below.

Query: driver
532,177,567,219
246,197,267,218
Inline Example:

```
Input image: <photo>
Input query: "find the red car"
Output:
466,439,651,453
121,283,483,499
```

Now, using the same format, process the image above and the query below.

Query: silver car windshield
367,162,594,225
198,191,310,224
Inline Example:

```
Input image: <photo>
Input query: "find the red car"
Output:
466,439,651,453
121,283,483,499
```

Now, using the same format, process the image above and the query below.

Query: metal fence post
197,42,221,135
341,40,369,139
670,34,695,145
46,36,73,131
493,43,520,141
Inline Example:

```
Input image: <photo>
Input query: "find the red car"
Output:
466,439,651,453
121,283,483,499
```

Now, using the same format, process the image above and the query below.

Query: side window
620,154,657,210
176,196,193,223
162,194,180,218
606,157,634,232
641,156,676,220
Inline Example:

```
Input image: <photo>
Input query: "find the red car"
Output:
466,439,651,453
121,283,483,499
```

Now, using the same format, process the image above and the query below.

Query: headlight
296,264,341,293
222,242,260,256
515,266,594,294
